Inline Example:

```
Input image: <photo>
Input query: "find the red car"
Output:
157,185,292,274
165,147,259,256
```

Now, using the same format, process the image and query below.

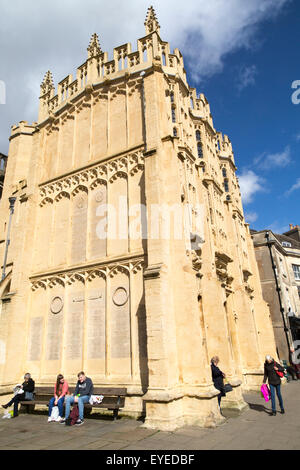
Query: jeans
48,396,65,417
269,384,284,412
64,395,90,420
6,393,25,417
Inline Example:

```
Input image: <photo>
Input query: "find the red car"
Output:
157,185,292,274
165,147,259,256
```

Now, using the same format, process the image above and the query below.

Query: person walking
48,374,69,422
263,355,285,416
61,371,93,426
2,373,35,417
211,356,226,410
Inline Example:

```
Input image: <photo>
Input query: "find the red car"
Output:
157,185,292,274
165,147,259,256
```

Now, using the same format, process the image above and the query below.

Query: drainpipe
1,196,16,281
265,231,291,357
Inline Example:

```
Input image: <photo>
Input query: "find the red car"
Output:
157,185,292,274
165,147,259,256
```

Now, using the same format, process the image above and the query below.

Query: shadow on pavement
247,403,271,415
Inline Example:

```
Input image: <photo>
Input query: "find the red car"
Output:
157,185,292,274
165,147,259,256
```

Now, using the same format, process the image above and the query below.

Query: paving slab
0,381,299,450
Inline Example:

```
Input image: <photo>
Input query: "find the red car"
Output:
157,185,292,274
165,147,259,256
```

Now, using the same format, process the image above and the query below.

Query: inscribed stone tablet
46,300,63,360
111,284,130,359
28,317,43,361
87,287,106,359
65,291,84,359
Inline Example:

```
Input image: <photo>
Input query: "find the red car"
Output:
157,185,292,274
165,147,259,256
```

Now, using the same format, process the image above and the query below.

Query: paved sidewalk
0,381,299,450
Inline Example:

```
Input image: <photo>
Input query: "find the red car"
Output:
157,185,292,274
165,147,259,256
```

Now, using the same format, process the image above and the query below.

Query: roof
274,233,300,250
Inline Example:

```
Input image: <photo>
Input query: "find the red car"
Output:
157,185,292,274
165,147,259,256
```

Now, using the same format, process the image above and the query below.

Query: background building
0,7,277,430
251,225,300,361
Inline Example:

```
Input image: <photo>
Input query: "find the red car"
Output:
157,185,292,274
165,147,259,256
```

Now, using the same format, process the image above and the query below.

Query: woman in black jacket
263,355,285,416
2,373,35,417
211,356,226,409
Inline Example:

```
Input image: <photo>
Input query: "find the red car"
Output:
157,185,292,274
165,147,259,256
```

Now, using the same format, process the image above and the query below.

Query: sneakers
280,409,285,414
47,417,53,423
75,419,84,426
59,418,66,424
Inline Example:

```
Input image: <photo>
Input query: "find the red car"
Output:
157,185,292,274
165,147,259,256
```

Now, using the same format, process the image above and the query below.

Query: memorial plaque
50,296,63,314
112,287,128,306
66,290,84,359
28,317,43,361
87,287,106,359
46,296,64,360
111,280,130,359
90,185,107,260
71,192,87,265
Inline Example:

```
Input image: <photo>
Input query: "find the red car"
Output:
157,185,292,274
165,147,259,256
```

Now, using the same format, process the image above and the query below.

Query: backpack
70,404,79,425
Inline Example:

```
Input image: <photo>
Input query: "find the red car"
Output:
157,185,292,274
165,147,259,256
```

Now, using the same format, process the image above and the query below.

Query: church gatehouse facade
0,7,277,430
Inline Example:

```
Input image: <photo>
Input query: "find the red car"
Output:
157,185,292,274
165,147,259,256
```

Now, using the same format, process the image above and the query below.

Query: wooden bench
20,386,127,420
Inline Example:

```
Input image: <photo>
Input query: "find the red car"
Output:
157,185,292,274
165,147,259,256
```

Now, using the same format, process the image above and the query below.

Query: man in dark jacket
61,371,93,426
263,355,285,416
211,356,226,409
2,373,35,417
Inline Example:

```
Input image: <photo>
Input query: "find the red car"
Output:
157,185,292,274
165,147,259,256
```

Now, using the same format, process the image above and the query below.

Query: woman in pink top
48,374,69,422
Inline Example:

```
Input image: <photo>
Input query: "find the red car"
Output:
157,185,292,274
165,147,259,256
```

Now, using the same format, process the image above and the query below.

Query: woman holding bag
263,355,285,416
48,374,69,422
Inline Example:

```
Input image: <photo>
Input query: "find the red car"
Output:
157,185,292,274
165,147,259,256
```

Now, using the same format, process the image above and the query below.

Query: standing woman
263,355,285,416
211,356,226,410
2,373,35,417
48,374,69,422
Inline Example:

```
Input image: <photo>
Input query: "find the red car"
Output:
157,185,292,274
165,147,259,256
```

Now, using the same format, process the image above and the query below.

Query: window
197,142,203,158
222,168,227,178
223,180,229,192
190,98,194,109
173,127,177,137
171,107,176,123
195,130,201,141
292,264,300,281
170,92,174,103
298,286,300,299
282,241,292,248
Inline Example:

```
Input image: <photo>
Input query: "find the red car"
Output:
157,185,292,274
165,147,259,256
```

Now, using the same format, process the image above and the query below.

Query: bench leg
113,409,118,421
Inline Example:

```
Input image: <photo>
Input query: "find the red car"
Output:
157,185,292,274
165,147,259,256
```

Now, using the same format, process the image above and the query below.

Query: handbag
274,362,284,378
25,392,34,400
50,405,59,421
224,383,233,393
261,384,271,402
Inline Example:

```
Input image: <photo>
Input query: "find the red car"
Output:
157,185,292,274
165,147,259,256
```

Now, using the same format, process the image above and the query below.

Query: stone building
251,225,300,361
0,7,277,430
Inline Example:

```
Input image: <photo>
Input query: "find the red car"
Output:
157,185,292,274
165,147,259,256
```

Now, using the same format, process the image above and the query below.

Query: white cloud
245,212,258,223
238,169,266,204
0,0,290,152
284,178,300,197
268,221,290,234
237,65,258,92
254,146,291,170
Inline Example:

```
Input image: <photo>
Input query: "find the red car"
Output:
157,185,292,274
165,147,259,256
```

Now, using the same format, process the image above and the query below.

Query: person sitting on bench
2,373,35,417
48,374,70,422
61,371,93,426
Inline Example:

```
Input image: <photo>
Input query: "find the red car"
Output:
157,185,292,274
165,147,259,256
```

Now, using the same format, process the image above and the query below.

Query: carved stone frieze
39,149,145,206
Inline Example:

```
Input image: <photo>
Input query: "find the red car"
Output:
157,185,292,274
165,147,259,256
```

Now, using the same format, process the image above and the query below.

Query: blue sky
186,1,300,233
0,0,299,234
